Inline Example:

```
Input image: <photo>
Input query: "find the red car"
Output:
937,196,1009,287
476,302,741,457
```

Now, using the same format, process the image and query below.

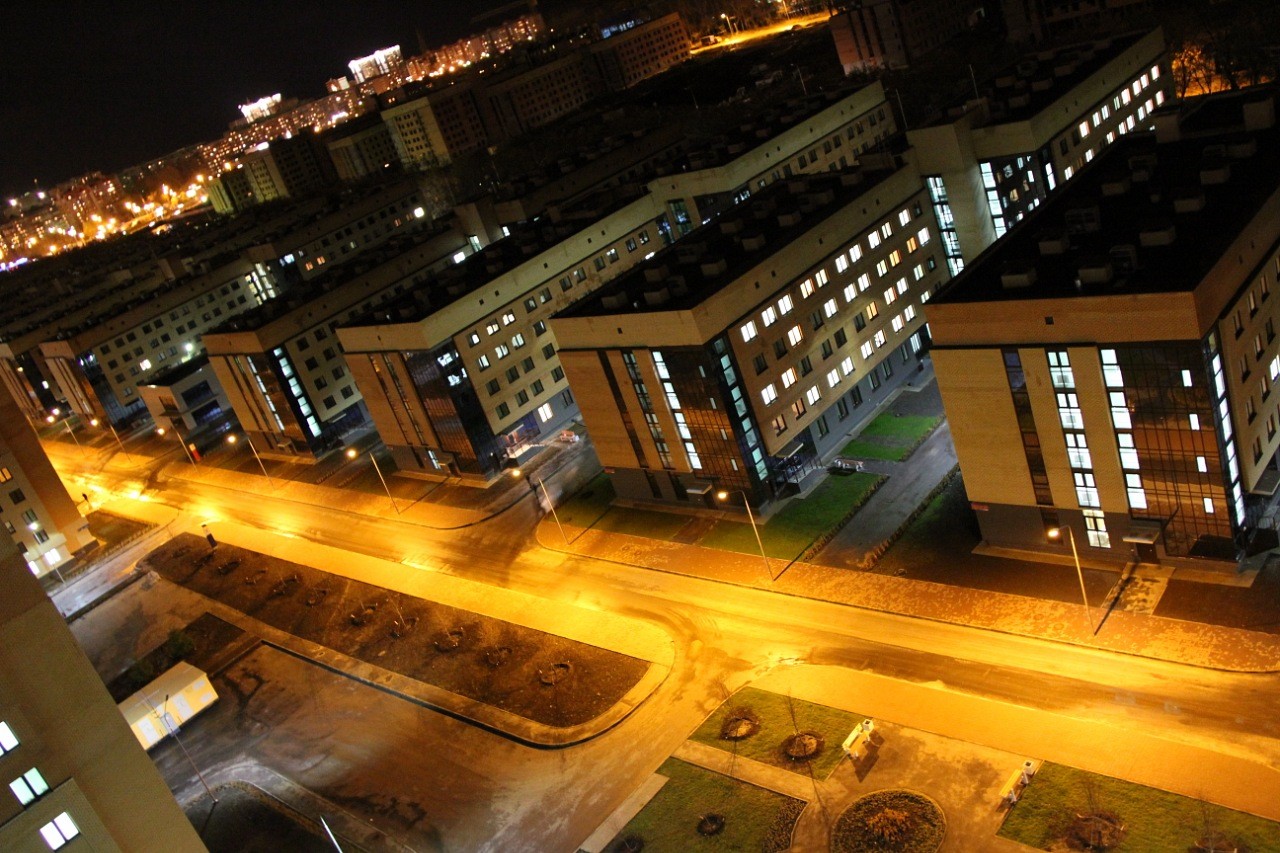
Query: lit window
452,250,467,264
781,368,797,388
805,385,821,405
537,403,553,422
39,813,79,850
502,312,516,325
1189,413,1201,431
843,284,856,303
762,306,778,327
891,315,904,333
835,256,848,273
876,260,889,277
849,245,863,263
858,273,871,292
761,384,778,405
0,722,17,753
1084,509,1111,547
917,227,930,246
778,294,794,315
823,298,838,318
786,325,803,347
860,341,874,359
868,230,881,249
883,288,897,305
740,320,758,342
1196,455,1207,473
873,330,887,348
840,356,854,375
10,767,49,806
898,209,911,226
800,279,816,298
1203,497,1215,514
826,368,840,388
1126,473,1147,509
814,269,828,287
880,222,893,239
1078,120,1090,138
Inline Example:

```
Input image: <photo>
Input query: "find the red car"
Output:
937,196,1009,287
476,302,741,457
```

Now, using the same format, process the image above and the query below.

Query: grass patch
690,686,863,780
842,414,941,462
999,762,1280,852
557,474,697,539
612,757,804,852
558,474,617,528
699,472,881,559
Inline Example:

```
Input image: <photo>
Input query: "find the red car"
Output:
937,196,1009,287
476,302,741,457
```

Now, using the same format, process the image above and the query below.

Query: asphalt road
56,445,1280,851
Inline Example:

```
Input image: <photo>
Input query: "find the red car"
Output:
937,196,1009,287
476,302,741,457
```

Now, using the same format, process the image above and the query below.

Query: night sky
1,1,525,197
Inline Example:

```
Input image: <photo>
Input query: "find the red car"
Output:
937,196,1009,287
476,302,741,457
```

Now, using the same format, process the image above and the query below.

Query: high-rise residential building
926,88,1280,570
907,28,1170,274
337,84,896,481
381,83,489,169
0,393,93,579
0,533,204,851
202,224,478,456
551,166,944,508
324,114,399,182
588,13,690,91
1001,0,1154,43
830,0,979,73
349,46,404,83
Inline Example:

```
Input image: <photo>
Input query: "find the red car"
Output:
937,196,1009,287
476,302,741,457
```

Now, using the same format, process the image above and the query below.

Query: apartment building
0,180,437,427
907,28,1171,274
381,82,489,169
203,224,477,456
0,535,203,852
324,113,399,182
831,0,978,73
551,167,944,508
926,88,1280,569
0,393,92,579
588,13,690,90
336,82,898,481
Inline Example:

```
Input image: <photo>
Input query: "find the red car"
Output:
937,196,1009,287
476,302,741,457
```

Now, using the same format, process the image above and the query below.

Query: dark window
753,354,768,374
9,488,25,505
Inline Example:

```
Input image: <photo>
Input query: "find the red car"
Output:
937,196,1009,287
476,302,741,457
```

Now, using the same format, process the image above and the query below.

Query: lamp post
346,448,399,514
143,693,218,804
226,434,273,488
92,417,133,461
157,427,196,465
512,468,568,544
716,489,773,582
1048,525,1093,633
62,419,82,448
720,12,737,33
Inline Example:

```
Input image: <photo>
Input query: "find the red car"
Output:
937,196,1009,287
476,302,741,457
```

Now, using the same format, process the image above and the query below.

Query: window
835,255,848,274
778,294,794,315
899,208,911,227
858,273,871,292
826,368,840,388
800,279,816,298
860,341,874,359
786,325,803,347
874,330,887,348
762,306,778,327
883,288,897,306
502,312,516,326
537,403,553,422
0,722,18,753
876,260,889,277
740,320,758,342
40,813,80,849
761,384,778,405
10,767,49,805
496,403,510,419
9,488,26,505
823,298,838,318
791,399,807,419
512,333,526,349
781,368,798,388
0,467,10,484
805,386,821,405
868,230,881,249
477,355,490,370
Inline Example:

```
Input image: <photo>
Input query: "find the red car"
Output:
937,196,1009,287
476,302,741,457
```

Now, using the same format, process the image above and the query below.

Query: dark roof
560,167,898,318
933,90,1280,305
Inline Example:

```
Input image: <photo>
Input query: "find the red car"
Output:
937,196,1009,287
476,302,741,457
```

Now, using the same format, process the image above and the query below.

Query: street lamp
226,434,274,488
157,427,196,465
92,417,133,461
720,12,737,33
142,692,218,804
512,468,568,544
1048,526,1093,633
346,448,399,514
63,419,81,448
716,489,773,582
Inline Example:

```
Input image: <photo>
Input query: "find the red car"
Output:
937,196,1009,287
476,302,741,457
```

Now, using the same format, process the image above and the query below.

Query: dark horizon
0,1,533,197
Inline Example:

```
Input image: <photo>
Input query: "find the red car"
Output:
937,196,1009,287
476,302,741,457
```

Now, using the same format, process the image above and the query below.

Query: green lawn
1000,762,1280,852
557,474,617,528
554,474,693,539
690,686,865,780
841,414,941,462
614,757,804,852
699,472,882,559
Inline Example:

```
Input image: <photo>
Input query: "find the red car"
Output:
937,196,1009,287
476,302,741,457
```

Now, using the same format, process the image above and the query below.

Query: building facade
552,167,946,509
0,393,92,579
926,89,1280,568
831,0,978,73
907,28,1171,275
0,535,204,852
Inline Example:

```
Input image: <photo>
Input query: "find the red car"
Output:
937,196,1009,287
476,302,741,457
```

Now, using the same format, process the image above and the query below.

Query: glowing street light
346,448,399,514
717,489,773,582
226,434,274,488
1048,526,1094,633
91,417,133,461
512,468,568,544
